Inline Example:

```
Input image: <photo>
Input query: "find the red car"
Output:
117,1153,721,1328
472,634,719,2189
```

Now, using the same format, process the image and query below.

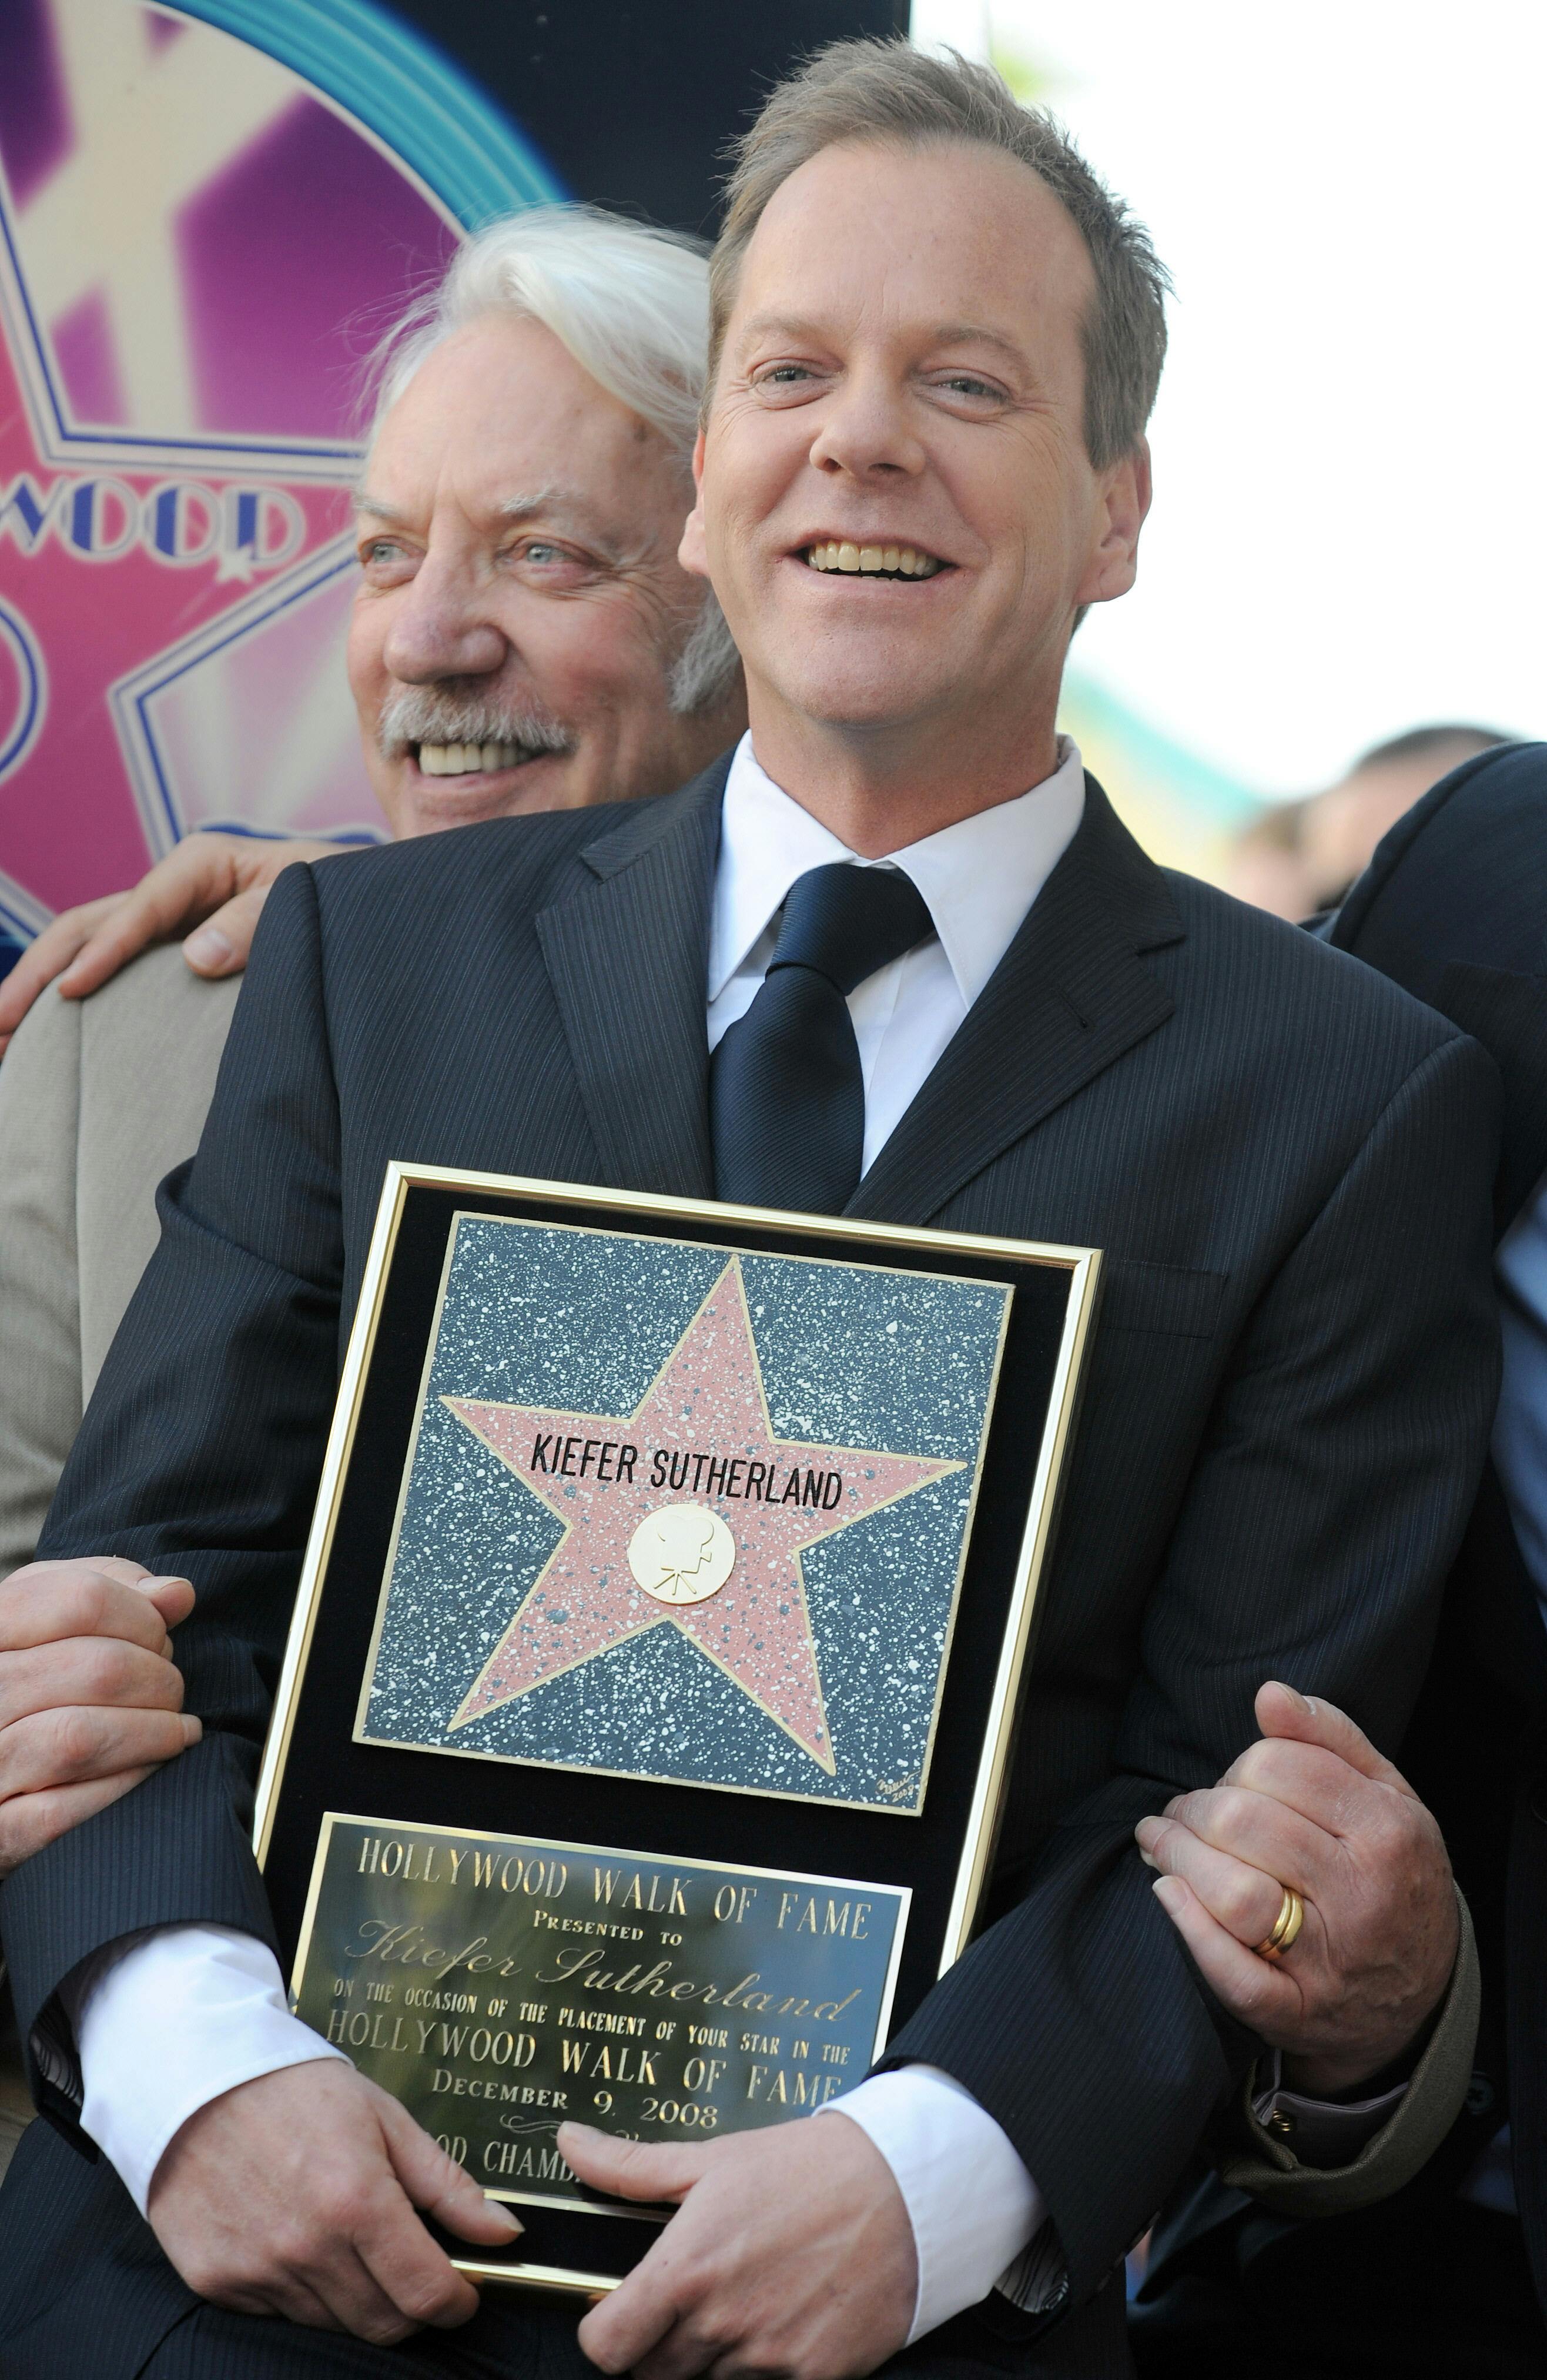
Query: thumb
558,2121,708,2205
184,884,269,976
1254,1680,1409,1792
373,2086,522,2246
139,1576,196,1630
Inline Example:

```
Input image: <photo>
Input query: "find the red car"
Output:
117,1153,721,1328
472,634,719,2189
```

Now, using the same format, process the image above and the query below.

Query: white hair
365,206,739,713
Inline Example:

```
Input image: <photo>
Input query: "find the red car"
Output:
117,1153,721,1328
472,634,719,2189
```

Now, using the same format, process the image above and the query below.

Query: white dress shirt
67,729,1088,2336
708,731,1087,1169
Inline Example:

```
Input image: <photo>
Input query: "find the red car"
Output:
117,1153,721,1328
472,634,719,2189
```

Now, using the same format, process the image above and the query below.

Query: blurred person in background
0,200,744,2180
1221,723,1509,921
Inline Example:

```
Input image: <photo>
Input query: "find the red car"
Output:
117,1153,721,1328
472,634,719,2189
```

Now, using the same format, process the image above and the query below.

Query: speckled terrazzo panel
357,1218,1009,1811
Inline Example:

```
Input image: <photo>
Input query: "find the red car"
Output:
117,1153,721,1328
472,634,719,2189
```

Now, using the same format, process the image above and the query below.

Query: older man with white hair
0,205,744,1589
0,207,745,2074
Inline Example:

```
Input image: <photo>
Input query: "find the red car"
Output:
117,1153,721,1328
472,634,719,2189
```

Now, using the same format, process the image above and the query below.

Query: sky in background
912,1,1544,815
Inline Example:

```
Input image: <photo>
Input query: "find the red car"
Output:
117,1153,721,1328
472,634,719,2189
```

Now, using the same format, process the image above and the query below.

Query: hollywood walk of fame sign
0,0,556,948
253,1166,1100,2294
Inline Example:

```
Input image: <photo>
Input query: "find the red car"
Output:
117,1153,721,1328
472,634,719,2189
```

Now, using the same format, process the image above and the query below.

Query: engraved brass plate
293,1812,909,2215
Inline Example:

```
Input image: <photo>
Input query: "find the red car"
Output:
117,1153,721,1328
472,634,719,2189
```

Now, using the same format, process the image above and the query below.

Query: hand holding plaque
146,2060,523,2344
563,2114,916,2380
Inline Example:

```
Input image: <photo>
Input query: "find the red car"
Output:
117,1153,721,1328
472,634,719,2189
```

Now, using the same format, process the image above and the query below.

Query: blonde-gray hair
708,40,1170,469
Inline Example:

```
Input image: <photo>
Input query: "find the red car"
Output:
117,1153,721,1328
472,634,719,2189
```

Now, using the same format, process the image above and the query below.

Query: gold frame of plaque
252,1165,1100,2298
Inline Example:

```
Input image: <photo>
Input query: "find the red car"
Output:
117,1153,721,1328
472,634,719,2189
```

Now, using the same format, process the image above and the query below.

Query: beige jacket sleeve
0,948,239,1572
1218,1888,1482,2217
0,978,84,1576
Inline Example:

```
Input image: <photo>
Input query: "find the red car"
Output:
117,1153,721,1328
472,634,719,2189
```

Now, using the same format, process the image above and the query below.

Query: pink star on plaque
444,1258,961,1771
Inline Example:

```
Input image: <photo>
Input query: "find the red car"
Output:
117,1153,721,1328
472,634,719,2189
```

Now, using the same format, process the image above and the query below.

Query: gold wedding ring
1254,1886,1304,1961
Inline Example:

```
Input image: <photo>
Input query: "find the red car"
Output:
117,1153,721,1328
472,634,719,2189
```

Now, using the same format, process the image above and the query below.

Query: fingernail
486,2200,522,2232
1152,1876,1187,1914
1137,1849,1157,1870
146,1576,192,1591
1268,1680,1306,1708
185,928,232,969
1162,1797,1181,1819
180,1716,203,1744
558,2120,597,2140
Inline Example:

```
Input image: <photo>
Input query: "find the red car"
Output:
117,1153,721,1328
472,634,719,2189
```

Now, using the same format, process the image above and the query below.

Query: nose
807,362,927,482
381,545,508,684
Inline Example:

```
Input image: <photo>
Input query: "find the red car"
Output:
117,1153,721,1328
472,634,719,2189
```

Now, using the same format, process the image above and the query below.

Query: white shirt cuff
816,2064,1044,2341
72,1923,346,2215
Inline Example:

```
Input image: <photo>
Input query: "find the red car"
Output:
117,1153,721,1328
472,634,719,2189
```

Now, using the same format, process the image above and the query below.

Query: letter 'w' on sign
441,1258,962,1770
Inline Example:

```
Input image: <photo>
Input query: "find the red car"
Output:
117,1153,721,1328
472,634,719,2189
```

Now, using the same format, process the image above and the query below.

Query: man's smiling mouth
803,541,947,579
414,741,546,778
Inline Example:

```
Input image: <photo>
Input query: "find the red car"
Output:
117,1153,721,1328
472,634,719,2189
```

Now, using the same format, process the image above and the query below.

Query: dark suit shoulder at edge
1156,864,1476,1049
1333,739,1547,950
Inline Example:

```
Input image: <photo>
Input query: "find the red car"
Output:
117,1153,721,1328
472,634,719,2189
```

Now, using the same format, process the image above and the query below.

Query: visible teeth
418,741,523,776
803,540,942,577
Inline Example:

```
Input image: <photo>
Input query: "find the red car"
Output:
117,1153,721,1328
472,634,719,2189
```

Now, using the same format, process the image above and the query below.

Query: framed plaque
253,1165,1099,2295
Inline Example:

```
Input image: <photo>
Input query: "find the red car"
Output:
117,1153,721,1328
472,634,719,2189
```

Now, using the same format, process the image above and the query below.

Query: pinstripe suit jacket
0,757,1503,2376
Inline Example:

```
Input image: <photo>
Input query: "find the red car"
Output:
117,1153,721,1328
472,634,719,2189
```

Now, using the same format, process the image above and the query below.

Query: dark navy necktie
711,862,935,1214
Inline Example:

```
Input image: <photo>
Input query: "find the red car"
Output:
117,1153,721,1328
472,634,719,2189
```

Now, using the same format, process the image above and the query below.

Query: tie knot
769,863,934,998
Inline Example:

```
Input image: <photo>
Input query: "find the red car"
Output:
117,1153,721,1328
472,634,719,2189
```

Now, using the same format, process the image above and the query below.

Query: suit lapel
535,757,728,1200
848,779,1183,1223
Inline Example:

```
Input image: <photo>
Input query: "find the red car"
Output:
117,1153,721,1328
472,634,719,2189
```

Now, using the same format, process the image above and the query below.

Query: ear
678,428,711,580
1074,435,1151,610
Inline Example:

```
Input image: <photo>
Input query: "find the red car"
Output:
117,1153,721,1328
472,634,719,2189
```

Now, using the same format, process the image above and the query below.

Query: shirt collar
708,730,1087,1007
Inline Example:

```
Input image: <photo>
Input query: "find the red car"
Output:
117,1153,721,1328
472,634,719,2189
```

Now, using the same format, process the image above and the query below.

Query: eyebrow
733,313,1031,369
927,321,1032,367
351,490,408,523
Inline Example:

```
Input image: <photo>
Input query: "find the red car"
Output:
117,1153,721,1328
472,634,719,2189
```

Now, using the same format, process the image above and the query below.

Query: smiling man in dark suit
0,39,1504,2380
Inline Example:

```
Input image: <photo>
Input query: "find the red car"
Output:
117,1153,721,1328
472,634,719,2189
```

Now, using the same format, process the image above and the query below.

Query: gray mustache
376,687,574,760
